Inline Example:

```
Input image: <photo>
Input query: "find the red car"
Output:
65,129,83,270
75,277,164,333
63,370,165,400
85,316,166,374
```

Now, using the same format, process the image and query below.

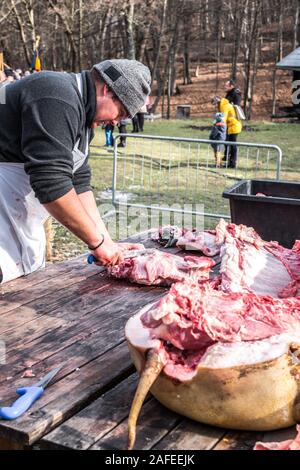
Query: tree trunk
243,0,261,119
278,1,283,62
151,0,168,86
271,67,277,116
11,0,32,66
124,0,136,60
215,0,222,92
151,66,165,114
98,9,109,62
26,0,37,52
293,0,300,49
78,0,83,69
183,24,192,85
167,65,171,119
167,1,180,96
248,31,260,119
52,14,59,69
231,0,248,81
272,1,284,116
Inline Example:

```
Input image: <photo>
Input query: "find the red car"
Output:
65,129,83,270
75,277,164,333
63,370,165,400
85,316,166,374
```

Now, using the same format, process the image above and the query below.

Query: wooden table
0,232,296,450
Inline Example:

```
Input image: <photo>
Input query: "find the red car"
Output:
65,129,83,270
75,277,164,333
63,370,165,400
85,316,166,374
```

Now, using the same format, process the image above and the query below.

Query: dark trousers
118,124,127,146
137,112,145,132
224,133,238,168
132,115,140,132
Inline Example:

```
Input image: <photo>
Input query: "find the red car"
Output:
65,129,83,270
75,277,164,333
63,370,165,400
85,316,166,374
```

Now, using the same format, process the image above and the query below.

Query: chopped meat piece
22,369,36,378
108,251,215,286
177,230,219,256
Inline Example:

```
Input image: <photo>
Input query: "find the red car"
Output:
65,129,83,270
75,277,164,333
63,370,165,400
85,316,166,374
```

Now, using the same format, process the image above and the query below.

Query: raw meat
254,425,300,450
151,226,184,247
142,279,300,346
21,369,36,378
108,250,215,286
177,219,300,298
216,220,300,298
156,220,300,298
177,230,219,256
139,278,300,378
152,225,219,256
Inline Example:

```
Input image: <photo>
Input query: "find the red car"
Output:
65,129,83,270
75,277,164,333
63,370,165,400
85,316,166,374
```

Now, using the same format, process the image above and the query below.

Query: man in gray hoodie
0,59,151,283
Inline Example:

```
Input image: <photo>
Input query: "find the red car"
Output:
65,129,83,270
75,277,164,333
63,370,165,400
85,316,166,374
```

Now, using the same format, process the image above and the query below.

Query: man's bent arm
77,190,110,239
77,190,145,252
44,188,101,248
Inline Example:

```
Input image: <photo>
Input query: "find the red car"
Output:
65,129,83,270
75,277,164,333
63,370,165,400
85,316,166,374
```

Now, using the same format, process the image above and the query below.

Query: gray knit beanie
92,59,151,118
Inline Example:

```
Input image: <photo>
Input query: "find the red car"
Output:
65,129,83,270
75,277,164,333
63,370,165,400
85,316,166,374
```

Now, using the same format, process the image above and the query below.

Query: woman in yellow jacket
212,97,242,168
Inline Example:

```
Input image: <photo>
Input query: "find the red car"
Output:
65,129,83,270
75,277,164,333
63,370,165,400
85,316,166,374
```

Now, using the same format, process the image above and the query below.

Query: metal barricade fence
112,134,282,226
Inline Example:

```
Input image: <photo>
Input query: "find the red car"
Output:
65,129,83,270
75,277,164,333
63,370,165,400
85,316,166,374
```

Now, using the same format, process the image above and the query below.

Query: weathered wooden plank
0,229,154,299
0,286,164,390
153,419,225,450
0,272,125,334
1,274,161,349
0,262,101,316
0,276,114,362
0,241,180,327
212,430,263,450
0,254,88,296
39,374,140,450
90,398,180,450
0,342,133,447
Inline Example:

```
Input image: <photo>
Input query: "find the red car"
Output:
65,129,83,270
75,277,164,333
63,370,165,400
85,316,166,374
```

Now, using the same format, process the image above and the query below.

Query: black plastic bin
222,179,300,248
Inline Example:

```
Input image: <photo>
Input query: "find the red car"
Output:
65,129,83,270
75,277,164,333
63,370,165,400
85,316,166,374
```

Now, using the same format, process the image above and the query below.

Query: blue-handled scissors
0,366,62,420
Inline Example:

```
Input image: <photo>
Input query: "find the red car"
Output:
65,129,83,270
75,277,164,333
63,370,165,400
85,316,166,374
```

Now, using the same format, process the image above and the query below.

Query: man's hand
92,241,146,267
92,239,124,267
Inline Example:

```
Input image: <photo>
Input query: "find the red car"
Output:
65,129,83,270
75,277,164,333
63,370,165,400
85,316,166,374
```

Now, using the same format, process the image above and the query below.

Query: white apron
0,74,89,283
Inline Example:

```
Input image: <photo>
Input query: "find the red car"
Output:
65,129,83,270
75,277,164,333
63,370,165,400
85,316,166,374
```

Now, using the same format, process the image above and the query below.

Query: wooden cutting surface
0,231,296,450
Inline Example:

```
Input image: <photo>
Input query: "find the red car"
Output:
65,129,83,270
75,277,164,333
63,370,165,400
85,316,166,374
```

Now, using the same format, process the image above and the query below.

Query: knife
87,248,156,265
0,366,62,420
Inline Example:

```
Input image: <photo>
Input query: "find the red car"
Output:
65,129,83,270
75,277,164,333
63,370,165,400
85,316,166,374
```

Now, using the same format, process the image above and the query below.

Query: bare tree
151,0,168,86
230,0,249,81
123,0,136,59
0,0,298,118
294,0,300,49
242,0,262,119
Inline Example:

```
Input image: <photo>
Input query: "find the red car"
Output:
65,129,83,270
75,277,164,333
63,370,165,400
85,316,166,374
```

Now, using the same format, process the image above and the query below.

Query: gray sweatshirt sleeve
21,97,80,204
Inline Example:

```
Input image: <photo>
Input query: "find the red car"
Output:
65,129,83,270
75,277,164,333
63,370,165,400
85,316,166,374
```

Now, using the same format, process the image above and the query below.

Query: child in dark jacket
209,112,227,168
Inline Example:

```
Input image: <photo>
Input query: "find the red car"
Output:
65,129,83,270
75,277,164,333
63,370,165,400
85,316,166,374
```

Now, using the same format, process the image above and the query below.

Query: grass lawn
51,119,299,261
